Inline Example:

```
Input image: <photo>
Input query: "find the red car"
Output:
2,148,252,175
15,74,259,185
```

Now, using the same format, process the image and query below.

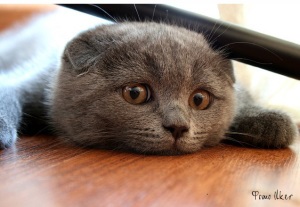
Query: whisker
89,4,118,23
134,4,141,21
212,24,231,44
218,42,283,60
209,21,224,43
31,125,53,137
76,68,91,77
206,20,218,43
165,9,169,21
223,135,259,148
226,131,262,139
152,4,157,21
231,57,273,65
225,131,267,148
22,112,45,121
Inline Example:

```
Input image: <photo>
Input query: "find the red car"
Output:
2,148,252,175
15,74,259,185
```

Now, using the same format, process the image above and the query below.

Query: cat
0,8,298,155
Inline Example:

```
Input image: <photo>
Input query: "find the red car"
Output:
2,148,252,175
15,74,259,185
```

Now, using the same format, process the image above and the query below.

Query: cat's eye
122,83,151,105
189,89,212,110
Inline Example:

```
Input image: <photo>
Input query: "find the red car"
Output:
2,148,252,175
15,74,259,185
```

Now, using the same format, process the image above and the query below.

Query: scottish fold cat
0,8,297,155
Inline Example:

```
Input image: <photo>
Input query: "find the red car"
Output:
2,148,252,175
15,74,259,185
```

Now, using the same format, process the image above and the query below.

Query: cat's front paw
0,118,17,149
230,109,298,148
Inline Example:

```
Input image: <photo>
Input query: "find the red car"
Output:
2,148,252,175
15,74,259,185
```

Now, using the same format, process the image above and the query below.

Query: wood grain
0,136,300,207
1,4,300,207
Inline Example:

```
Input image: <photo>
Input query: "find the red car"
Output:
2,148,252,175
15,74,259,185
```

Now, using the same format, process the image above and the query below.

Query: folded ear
62,35,101,73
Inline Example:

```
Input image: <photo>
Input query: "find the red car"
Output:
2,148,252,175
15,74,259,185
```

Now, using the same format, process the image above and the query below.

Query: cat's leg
0,87,22,149
228,85,298,148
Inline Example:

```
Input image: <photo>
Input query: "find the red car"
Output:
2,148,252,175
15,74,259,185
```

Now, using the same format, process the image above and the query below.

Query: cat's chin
140,147,200,156
125,148,194,156
65,135,202,155
129,141,202,156
156,148,199,156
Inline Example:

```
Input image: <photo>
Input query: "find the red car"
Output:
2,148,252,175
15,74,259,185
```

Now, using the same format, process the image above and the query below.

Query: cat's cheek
203,135,224,147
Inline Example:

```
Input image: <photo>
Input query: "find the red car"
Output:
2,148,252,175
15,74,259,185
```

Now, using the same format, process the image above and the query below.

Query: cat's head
50,22,236,155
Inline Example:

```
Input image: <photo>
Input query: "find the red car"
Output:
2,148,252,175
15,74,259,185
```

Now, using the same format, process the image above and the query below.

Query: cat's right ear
62,36,101,73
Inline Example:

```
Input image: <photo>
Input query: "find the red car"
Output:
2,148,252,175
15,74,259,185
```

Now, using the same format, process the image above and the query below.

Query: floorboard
1,135,300,207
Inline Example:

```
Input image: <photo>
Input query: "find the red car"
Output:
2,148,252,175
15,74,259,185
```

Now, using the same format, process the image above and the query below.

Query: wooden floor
1,135,300,207
1,4,300,207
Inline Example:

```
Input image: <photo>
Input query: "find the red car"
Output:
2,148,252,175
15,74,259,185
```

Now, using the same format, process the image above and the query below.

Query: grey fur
0,12,298,155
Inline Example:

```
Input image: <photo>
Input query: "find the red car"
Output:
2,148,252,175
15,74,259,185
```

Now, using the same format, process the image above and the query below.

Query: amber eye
122,83,151,105
189,89,212,110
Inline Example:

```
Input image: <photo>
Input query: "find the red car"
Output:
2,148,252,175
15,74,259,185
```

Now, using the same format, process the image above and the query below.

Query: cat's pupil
193,93,203,106
130,87,140,100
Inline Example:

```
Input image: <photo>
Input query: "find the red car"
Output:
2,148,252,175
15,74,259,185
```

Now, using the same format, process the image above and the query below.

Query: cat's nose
163,124,189,140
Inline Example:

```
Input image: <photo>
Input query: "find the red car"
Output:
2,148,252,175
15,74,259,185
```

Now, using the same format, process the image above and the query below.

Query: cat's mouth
157,137,200,155
159,145,195,155
171,139,183,153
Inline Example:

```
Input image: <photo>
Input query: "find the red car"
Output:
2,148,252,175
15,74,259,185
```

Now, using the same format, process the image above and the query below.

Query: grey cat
0,9,298,155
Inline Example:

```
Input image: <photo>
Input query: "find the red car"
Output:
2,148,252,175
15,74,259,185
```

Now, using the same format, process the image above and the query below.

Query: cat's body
0,8,298,155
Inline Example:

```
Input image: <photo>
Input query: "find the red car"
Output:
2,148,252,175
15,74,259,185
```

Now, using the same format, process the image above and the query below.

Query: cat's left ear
62,35,101,73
